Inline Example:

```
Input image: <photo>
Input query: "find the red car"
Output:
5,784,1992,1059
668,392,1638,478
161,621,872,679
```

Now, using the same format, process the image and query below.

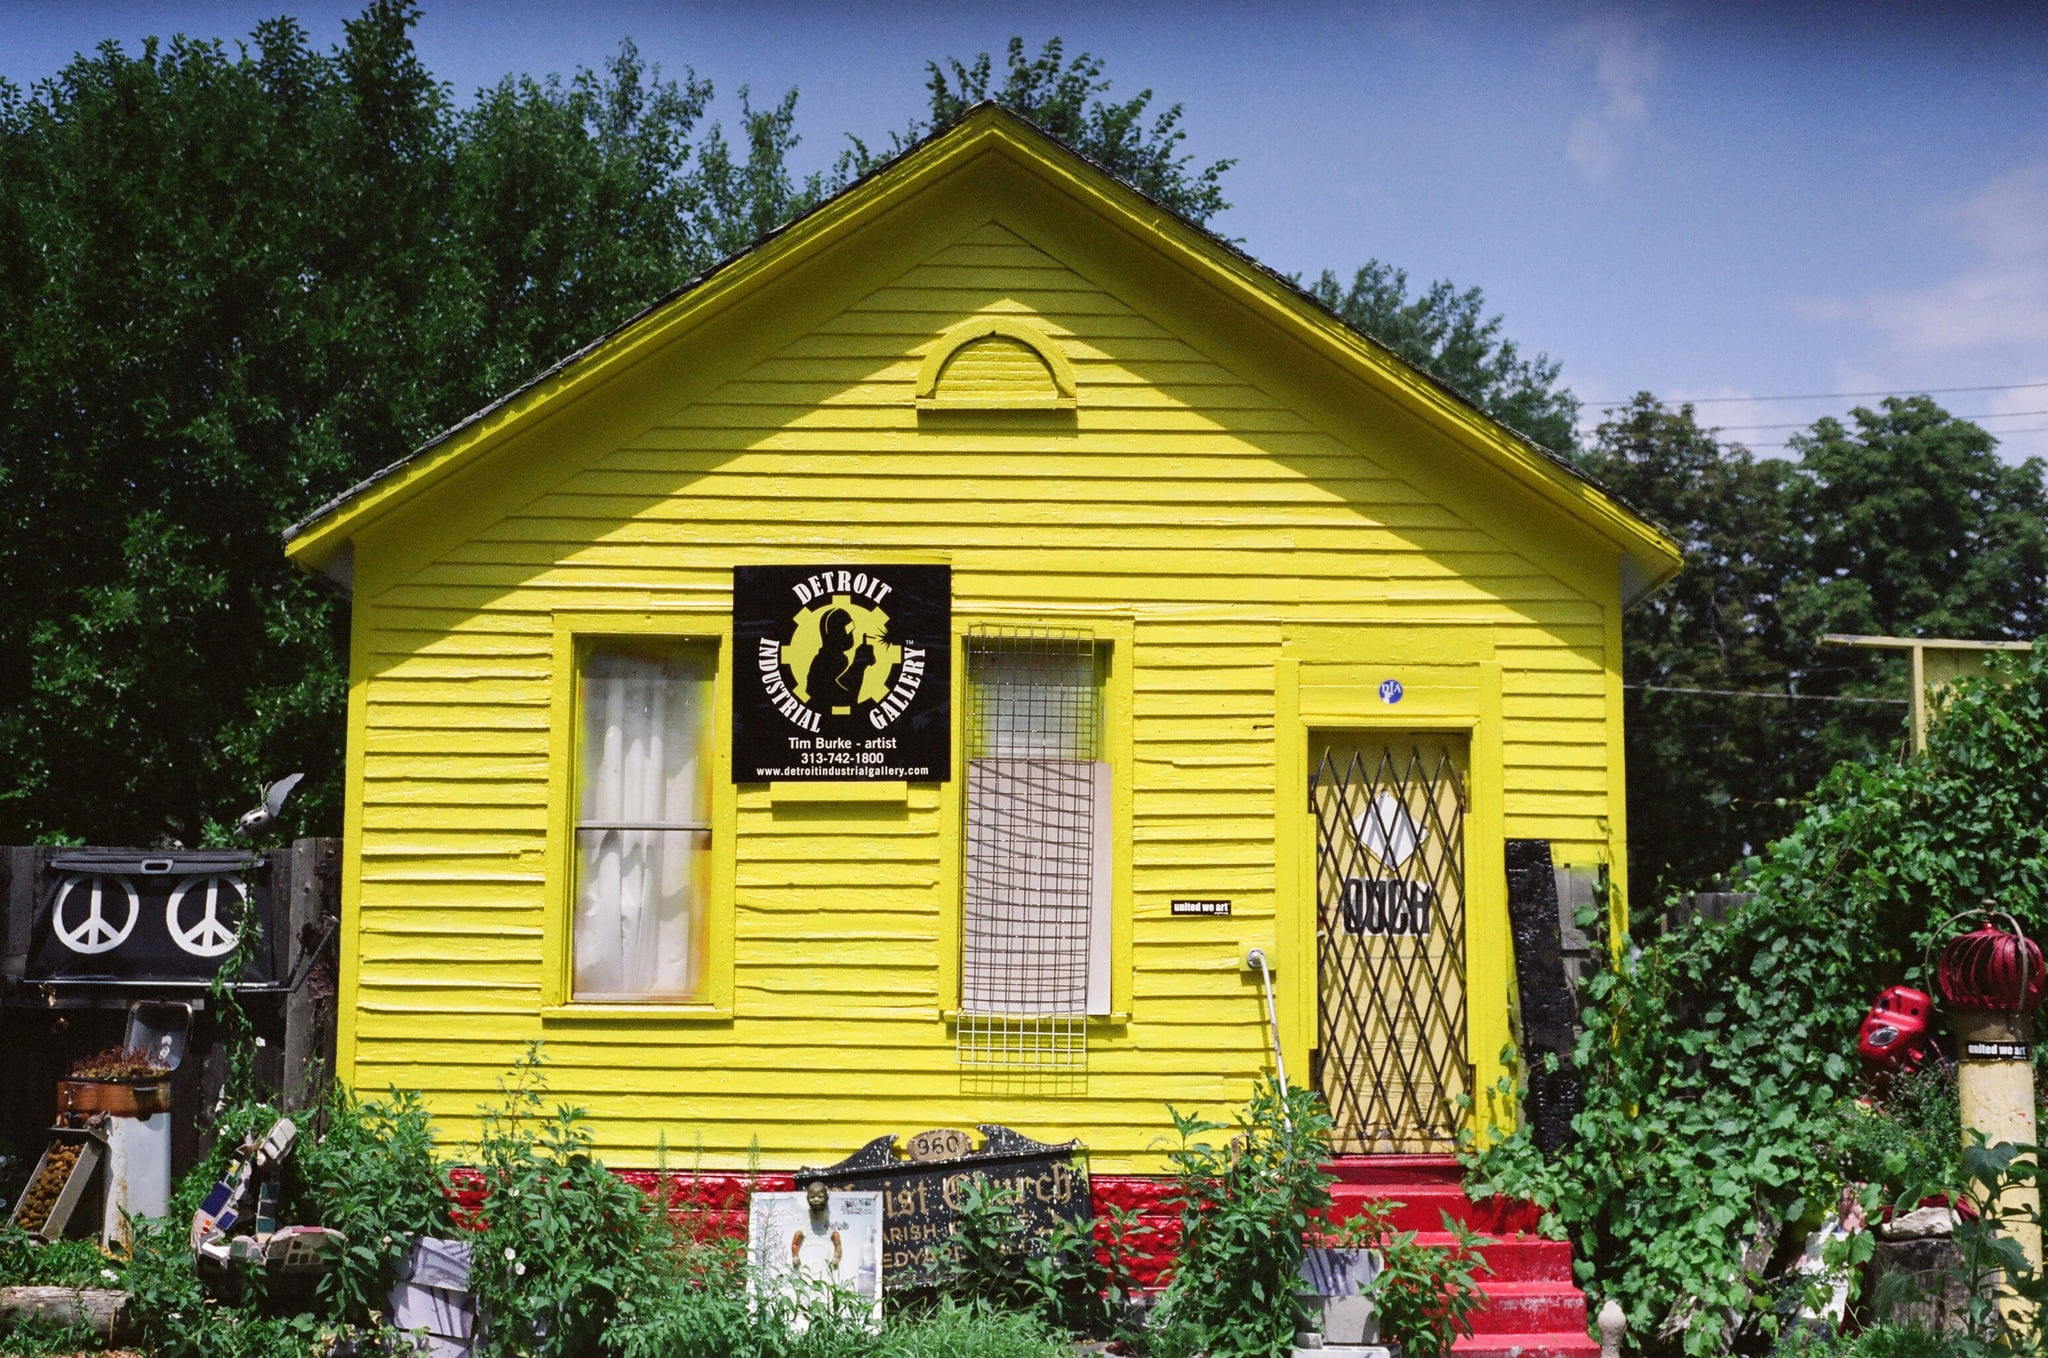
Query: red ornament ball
1937,923,2047,1014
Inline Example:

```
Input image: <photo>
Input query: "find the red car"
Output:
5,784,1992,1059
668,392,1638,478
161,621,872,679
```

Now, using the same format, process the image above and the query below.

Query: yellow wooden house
285,104,1680,1177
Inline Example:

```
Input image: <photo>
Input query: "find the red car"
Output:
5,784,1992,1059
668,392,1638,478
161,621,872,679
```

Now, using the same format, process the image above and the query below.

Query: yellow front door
1310,733,1472,1153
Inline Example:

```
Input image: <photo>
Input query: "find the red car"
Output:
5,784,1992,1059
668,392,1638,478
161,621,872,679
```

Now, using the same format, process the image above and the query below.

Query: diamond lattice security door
1311,736,1471,1153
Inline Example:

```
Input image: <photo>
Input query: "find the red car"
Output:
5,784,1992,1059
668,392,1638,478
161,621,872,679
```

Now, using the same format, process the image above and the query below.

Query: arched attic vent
915,318,1077,411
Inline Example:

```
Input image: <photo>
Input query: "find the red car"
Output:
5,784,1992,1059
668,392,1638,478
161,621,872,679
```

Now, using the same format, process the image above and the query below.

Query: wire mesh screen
1310,736,1471,1152
958,626,1106,1090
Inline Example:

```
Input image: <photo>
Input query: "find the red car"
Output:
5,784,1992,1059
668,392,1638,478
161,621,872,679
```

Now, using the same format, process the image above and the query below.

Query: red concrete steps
1411,1231,1574,1282
1327,1179,1544,1234
1452,1331,1600,1358
1321,1156,1595,1358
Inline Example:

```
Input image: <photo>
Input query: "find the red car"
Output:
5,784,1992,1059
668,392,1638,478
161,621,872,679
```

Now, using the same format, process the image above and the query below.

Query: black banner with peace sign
25,850,275,985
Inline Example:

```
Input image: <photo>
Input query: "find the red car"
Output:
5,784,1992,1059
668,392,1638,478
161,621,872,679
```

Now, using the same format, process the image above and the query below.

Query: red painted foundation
449,1158,1594,1356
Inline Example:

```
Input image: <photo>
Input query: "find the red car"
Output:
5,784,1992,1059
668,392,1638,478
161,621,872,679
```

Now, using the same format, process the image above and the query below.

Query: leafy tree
1579,394,2048,909
1305,262,1582,454
1785,395,2048,645
843,36,1235,225
0,12,1250,846
1577,396,1825,907
0,3,803,844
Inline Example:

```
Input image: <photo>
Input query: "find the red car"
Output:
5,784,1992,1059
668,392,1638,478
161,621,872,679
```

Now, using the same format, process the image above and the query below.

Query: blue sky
8,1,2048,462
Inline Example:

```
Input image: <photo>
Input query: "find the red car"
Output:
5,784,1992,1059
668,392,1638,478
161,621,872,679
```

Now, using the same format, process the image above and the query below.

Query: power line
1626,683,1907,706
1746,424,2048,451
1591,379,2048,411
1711,408,2048,433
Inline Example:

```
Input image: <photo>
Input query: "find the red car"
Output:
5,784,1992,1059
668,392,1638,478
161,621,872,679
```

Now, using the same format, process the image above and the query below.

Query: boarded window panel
960,632,1109,1022
573,643,714,1002
962,757,1109,1015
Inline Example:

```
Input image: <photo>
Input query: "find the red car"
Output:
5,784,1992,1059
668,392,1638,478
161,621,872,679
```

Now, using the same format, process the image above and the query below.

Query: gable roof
284,102,1682,602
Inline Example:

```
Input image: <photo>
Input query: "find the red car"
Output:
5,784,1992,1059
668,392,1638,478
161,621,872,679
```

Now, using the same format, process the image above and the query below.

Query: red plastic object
1937,921,2047,1015
1858,985,1934,1074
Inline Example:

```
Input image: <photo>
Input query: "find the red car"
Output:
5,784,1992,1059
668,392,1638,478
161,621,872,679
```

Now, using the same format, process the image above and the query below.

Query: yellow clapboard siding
481,511,1493,545
331,176,1641,1176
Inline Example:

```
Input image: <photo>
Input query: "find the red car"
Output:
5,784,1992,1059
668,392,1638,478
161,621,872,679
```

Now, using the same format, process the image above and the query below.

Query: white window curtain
573,645,711,1001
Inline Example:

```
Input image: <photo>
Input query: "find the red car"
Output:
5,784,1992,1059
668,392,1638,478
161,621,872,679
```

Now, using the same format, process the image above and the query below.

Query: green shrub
0,1313,106,1356
608,1256,1070,1358
1465,645,2048,1355
1772,1324,1970,1358
0,1229,122,1357
605,1247,874,1358
926,1173,1144,1339
120,1078,453,1358
1152,1078,1334,1358
871,1298,1074,1357
932,1175,1036,1312
0,1227,115,1287
1823,1064,1965,1208
290,1082,454,1322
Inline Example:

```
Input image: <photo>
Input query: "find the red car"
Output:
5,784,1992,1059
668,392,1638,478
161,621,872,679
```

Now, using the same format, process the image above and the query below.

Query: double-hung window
959,629,1112,1017
571,642,715,1002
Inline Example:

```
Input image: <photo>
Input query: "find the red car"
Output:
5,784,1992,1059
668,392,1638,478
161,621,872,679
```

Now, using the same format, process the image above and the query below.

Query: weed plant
5,1050,1388,1358
1767,1137,2048,1358
0,1232,124,1353
1328,1198,1493,1358
1824,1063,1966,1207
1151,1077,1334,1358
466,1050,674,1356
612,1286,1072,1358
66,1043,173,1082
0,1227,114,1287
122,1079,453,1358
0,1313,106,1356
927,1174,1148,1340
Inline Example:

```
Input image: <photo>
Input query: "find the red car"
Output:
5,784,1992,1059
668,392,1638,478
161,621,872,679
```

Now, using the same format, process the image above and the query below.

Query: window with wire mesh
959,626,1110,1019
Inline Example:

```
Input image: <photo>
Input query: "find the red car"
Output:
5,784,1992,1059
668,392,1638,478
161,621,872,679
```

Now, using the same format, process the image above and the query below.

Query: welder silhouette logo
781,596,904,717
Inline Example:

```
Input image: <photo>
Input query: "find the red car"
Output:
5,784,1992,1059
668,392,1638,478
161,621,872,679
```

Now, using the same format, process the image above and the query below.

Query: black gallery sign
732,565,952,782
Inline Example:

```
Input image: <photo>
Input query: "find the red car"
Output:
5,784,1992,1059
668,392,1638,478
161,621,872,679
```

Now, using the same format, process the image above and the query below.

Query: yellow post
1939,913,2046,1327
1954,1009,2043,1292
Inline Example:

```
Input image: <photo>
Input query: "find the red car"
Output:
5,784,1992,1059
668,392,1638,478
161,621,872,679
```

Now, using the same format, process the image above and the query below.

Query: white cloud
1857,161,2048,352
1665,383,1757,407
1828,360,1892,400
1565,13,1659,184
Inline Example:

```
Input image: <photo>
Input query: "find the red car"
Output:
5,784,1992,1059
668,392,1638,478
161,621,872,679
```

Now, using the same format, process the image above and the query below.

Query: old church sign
733,565,951,782
794,1125,1088,1284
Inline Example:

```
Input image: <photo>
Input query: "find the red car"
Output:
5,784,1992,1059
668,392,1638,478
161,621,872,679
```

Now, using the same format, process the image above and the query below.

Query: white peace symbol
51,874,141,954
165,875,250,958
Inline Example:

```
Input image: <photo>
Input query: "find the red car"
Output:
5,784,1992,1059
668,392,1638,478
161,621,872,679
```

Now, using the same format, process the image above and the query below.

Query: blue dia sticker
1378,678,1404,705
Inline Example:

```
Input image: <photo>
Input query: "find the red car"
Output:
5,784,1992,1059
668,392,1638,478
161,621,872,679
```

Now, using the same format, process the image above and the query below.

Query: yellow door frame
1274,636,1509,1145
